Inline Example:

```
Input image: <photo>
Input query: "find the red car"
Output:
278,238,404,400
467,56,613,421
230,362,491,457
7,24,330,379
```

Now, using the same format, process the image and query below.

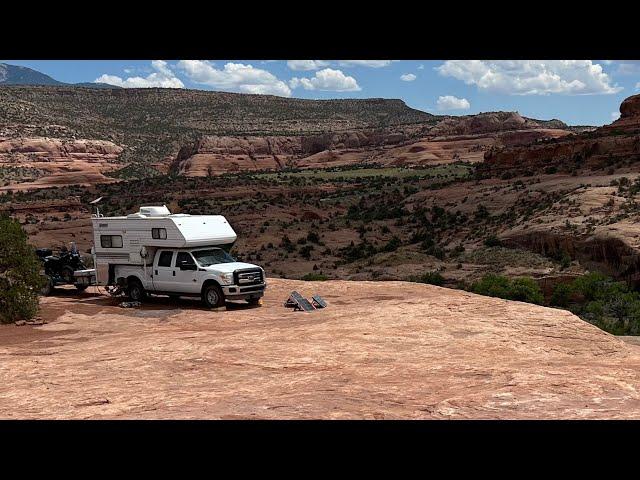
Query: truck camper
91,205,266,308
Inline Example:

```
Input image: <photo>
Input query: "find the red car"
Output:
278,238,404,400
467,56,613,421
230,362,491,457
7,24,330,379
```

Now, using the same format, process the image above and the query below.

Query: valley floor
2,279,640,419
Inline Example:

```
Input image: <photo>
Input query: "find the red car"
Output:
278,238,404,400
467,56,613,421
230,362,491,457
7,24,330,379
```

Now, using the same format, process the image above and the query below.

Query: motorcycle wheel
61,266,75,284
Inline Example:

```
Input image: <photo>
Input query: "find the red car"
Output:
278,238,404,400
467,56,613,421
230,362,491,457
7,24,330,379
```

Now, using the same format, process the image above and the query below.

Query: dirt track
2,279,640,419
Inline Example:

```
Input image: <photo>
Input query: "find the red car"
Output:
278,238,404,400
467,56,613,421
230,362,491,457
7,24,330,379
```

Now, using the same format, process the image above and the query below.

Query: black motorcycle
36,244,88,295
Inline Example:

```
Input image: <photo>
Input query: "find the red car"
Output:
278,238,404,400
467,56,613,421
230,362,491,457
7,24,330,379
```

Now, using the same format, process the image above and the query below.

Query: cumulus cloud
400,73,416,82
287,60,330,71
611,111,621,121
289,68,361,92
95,60,184,88
177,60,291,97
437,95,471,111
417,64,425,70
337,60,393,68
437,60,621,95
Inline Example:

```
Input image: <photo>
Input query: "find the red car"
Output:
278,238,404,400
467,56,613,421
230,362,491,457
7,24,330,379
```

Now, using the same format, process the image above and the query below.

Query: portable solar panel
285,291,316,312
311,295,327,309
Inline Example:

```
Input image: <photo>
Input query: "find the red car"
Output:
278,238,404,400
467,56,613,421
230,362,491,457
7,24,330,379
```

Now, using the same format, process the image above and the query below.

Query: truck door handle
155,270,158,275
172,271,176,276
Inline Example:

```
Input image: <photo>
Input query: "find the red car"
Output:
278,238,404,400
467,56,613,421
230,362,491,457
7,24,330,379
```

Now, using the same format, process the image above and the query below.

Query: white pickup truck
91,206,266,308
114,247,266,308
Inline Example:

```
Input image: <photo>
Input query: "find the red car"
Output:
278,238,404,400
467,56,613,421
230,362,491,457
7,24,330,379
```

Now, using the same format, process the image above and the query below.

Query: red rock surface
0,137,122,189
2,279,640,419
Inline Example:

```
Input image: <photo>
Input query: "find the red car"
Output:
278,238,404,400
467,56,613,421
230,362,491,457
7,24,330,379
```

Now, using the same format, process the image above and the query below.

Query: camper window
152,228,167,240
100,235,123,248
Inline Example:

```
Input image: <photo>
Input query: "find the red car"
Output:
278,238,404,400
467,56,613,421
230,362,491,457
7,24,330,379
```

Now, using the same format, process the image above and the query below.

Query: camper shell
91,205,266,307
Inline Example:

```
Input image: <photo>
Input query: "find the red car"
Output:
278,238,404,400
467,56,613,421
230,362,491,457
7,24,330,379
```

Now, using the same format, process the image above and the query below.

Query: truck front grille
234,268,263,286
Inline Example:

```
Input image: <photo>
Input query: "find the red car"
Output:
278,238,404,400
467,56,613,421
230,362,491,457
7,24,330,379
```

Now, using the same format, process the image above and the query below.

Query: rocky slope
0,85,576,183
2,279,640,419
0,137,122,189
172,113,572,176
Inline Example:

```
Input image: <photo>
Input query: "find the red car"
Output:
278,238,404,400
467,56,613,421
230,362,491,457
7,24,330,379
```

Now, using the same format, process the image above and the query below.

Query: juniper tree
0,215,44,323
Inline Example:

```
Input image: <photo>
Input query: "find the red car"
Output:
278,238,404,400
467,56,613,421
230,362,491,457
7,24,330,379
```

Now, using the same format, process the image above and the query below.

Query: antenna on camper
90,196,104,218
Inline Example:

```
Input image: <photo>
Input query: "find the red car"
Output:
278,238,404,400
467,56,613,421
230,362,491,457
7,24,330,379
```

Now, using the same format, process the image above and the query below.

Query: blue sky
3,60,640,126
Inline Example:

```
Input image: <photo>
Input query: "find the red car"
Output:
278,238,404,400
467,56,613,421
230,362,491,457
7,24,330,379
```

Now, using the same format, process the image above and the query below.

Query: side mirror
179,261,196,271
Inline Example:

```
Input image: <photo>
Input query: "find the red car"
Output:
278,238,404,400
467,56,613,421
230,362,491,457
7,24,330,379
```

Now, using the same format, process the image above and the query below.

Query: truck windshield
192,248,236,266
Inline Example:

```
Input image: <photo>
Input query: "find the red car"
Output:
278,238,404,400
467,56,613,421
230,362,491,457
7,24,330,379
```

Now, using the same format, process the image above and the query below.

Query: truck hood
202,262,262,273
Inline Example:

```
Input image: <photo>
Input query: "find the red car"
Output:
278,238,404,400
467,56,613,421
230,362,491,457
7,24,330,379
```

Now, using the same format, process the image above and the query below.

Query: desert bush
471,274,543,305
301,272,328,281
0,216,44,323
484,235,502,247
409,271,445,286
550,283,573,307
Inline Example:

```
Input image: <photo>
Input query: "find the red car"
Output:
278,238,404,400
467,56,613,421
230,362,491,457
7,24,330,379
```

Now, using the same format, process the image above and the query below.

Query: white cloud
616,61,640,75
337,60,393,68
400,73,416,82
636,82,640,90
611,111,621,121
437,60,622,95
437,95,471,111
177,60,291,97
417,64,425,70
95,60,184,88
287,60,330,71
289,68,361,92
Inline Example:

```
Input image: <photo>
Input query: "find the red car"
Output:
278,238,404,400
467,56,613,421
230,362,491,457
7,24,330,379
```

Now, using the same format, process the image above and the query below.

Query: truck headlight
220,273,234,285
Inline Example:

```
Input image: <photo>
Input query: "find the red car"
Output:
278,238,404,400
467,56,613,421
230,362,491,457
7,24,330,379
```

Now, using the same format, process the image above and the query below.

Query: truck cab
142,247,265,307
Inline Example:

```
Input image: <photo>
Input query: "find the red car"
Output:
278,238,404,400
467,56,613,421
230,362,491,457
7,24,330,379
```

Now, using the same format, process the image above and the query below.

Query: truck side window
100,235,123,248
175,252,195,267
152,228,167,240
158,251,174,267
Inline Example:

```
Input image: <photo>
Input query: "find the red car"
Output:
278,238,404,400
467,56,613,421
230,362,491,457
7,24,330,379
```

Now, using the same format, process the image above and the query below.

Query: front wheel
75,284,88,292
202,283,225,308
127,279,146,302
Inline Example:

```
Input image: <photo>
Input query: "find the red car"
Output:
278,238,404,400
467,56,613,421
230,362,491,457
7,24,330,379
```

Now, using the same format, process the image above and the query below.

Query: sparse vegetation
0,216,44,323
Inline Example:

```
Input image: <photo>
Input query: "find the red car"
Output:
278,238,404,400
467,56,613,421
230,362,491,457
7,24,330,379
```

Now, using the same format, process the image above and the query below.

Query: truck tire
202,283,225,308
127,278,146,302
75,284,88,293
247,297,261,307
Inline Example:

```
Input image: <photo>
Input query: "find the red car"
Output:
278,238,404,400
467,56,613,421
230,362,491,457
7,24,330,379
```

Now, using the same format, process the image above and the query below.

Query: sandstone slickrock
2,279,640,419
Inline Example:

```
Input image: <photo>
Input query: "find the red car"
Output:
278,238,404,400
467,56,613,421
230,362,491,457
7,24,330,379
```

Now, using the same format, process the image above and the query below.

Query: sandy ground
2,279,640,419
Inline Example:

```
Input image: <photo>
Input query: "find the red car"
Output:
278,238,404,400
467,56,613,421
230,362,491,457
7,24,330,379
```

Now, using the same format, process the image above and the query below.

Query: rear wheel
202,283,225,308
61,266,75,284
127,279,146,302
75,284,88,292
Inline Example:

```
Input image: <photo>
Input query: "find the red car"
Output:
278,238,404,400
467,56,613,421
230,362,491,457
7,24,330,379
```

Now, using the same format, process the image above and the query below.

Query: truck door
153,250,175,292
173,251,200,294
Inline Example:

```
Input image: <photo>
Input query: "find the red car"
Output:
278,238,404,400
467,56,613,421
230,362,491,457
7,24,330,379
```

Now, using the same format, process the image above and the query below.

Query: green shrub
550,283,573,307
0,215,44,323
409,271,445,286
508,277,544,305
484,235,502,247
471,274,543,305
301,272,328,281
471,274,511,299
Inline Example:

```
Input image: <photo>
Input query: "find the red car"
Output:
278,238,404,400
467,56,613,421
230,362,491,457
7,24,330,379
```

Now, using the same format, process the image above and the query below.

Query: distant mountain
0,62,120,89
0,63,64,86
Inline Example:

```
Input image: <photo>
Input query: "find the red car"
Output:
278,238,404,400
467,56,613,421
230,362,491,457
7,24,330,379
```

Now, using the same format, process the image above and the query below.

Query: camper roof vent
139,205,171,217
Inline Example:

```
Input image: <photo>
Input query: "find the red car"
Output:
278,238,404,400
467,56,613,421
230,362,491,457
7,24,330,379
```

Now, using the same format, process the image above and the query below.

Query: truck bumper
222,282,267,300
